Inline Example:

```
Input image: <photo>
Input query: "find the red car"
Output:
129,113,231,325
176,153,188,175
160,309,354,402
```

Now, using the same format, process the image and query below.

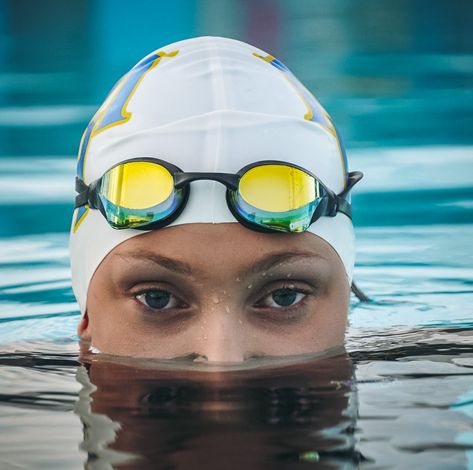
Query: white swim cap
69,36,355,315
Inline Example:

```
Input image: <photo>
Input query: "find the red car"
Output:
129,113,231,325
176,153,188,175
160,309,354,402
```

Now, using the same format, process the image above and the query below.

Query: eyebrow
114,251,195,276
114,250,326,278
239,251,327,279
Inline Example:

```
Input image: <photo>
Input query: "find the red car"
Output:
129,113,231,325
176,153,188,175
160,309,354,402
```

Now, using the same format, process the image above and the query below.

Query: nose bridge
198,304,245,363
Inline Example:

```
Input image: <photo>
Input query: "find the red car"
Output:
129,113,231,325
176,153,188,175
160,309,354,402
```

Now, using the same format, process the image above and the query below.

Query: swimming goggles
75,158,363,234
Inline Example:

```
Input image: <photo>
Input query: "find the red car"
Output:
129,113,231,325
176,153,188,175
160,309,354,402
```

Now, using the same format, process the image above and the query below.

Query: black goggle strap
326,171,364,220
335,197,352,219
75,177,101,210
75,177,89,208
340,171,364,198
351,281,370,302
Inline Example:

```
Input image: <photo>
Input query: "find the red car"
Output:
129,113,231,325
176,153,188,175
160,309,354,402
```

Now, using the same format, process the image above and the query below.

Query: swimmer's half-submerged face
70,37,361,362
79,224,349,361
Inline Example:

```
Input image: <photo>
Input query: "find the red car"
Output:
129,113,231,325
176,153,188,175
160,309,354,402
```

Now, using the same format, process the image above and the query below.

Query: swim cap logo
72,50,179,232
252,52,348,184
252,53,336,134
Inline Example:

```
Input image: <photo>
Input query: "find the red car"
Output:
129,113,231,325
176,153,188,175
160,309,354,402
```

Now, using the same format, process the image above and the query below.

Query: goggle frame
75,157,363,234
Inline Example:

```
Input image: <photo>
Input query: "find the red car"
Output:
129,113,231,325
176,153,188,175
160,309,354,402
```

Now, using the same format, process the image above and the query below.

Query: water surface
1,1,472,468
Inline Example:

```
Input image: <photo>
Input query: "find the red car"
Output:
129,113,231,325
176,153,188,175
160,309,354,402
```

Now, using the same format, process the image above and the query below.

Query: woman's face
79,223,350,361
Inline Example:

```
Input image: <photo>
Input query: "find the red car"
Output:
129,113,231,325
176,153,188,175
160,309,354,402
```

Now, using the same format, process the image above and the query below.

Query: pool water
1,1,473,468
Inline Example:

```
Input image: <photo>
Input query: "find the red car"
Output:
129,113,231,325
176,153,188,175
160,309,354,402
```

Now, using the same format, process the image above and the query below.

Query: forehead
108,222,342,271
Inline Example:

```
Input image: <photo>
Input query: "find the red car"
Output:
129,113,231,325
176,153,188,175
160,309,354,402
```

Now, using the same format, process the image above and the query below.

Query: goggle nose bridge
173,172,239,191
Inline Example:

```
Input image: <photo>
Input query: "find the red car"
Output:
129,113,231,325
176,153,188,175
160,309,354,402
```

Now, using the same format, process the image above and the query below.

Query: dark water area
1,334,473,469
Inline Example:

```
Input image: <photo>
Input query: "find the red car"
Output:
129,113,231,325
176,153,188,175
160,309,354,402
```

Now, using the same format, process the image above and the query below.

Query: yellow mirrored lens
239,165,318,212
100,162,174,209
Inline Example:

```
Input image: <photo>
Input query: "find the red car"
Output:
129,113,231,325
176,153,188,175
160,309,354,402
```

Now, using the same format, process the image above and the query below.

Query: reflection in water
1,331,472,467
76,352,362,469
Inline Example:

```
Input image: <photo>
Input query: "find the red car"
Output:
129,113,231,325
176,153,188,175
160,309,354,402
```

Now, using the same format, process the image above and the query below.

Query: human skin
78,223,350,361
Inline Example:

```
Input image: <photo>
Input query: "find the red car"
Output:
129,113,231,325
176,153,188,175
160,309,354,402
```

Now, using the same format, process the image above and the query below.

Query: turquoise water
1,1,473,468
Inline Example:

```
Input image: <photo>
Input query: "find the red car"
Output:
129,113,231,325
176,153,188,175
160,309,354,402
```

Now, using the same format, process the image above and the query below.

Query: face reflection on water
79,223,350,361
76,352,359,468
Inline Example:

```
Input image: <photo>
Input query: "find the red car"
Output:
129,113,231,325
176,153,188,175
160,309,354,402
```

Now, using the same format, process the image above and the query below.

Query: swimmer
70,36,364,362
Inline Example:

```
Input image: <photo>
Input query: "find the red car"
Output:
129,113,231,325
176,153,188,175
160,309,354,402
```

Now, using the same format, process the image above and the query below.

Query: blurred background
2,0,473,152
0,0,473,235
0,0,471,232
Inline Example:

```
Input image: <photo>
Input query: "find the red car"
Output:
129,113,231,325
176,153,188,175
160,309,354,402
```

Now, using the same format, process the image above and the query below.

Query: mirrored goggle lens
234,164,322,232
100,161,174,209
239,164,320,212
98,161,183,229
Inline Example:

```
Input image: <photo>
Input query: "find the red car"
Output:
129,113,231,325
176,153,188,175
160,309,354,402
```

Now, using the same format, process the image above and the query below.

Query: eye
257,288,307,309
136,290,181,310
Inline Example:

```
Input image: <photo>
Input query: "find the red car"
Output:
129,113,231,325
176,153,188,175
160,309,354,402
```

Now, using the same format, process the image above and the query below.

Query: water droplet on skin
193,355,207,363
225,305,230,313
262,272,267,277
286,273,292,278
235,277,241,282
247,284,253,289
89,345,101,354
212,294,220,304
